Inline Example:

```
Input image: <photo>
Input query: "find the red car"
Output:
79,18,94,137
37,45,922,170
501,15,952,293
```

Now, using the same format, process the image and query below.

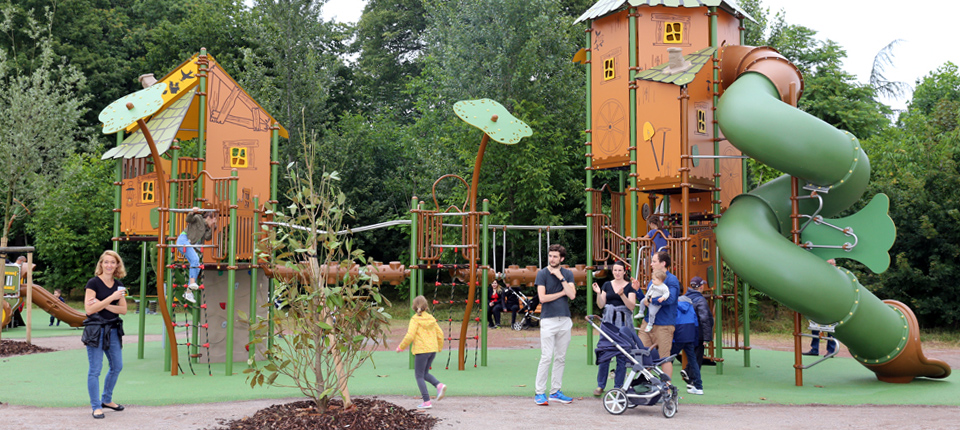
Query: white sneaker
183,290,197,304
687,387,703,395
644,324,653,332
188,282,200,290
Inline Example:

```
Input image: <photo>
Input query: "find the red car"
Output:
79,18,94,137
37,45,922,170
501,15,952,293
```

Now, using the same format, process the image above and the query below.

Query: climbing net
426,264,482,369
167,259,212,376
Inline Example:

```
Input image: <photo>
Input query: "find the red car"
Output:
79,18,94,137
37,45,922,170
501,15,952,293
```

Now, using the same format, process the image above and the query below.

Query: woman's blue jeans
87,327,122,411
176,233,200,280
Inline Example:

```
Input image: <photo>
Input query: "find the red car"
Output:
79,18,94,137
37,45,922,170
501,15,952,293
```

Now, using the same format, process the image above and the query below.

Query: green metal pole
409,196,419,370
584,18,595,365
738,14,751,369
138,241,147,359
628,7,639,289
710,6,725,375
225,169,239,375
197,48,208,193
113,132,123,253
481,198,489,366
268,123,279,352
250,196,260,365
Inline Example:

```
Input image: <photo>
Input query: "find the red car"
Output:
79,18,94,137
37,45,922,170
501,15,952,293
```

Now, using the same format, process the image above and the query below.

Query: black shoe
93,411,105,419
101,403,125,411
802,350,819,356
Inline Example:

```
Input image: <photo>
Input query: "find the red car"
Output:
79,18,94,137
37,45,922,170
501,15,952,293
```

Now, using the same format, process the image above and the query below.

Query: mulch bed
0,339,55,357
210,398,437,430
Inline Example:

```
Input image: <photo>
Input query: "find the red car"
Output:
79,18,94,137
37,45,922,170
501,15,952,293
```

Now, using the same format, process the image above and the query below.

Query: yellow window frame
664,22,683,44
603,58,616,81
141,180,155,203
230,147,248,168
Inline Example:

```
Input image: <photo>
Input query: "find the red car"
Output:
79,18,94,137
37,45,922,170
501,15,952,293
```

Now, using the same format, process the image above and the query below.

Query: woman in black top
84,250,128,419
590,260,637,396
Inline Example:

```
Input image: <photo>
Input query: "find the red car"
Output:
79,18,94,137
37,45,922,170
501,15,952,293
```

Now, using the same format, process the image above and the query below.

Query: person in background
591,260,637,396
804,259,839,356
176,207,216,304
50,288,66,326
683,276,713,390
487,281,505,329
396,295,447,409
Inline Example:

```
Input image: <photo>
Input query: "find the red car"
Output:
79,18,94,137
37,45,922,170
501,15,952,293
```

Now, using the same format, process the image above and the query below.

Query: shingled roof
574,0,755,24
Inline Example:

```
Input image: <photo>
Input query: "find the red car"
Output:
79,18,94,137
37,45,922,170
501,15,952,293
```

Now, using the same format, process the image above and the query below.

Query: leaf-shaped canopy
453,99,532,145
98,84,166,134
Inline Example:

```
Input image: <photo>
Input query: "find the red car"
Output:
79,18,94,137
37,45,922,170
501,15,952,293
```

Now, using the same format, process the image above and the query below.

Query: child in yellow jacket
396,295,447,409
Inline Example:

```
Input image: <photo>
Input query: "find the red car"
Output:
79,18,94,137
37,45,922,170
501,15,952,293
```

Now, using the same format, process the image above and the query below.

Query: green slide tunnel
714,47,950,383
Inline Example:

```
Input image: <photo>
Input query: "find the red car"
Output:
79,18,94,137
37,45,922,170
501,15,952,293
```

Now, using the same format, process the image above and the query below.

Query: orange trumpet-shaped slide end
864,301,951,383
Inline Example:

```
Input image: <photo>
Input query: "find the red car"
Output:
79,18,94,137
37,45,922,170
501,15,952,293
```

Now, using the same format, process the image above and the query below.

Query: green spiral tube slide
715,50,950,383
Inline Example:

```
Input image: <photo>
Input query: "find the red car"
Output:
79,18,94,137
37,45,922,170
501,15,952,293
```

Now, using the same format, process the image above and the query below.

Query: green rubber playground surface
2,305,166,339
2,331,956,407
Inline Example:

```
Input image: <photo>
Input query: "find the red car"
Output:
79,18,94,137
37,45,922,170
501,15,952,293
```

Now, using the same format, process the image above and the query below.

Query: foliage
246,130,392,412
0,5,90,241
25,152,113,290
854,64,960,328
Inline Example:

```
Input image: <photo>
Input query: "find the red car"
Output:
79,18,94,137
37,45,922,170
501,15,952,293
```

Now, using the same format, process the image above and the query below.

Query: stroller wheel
662,396,678,418
512,321,525,331
602,388,628,415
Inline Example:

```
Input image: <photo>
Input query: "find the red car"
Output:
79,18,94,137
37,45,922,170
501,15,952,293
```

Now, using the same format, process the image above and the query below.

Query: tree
247,131,392,411
0,6,90,244
869,39,910,101
26,152,113,292
409,0,589,264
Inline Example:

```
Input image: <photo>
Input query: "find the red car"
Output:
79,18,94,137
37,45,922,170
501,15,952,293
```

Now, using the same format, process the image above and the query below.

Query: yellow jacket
398,312,444,354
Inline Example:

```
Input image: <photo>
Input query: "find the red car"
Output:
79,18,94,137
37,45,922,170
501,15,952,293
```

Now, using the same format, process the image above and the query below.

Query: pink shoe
417,401,432,409
436,383,447,401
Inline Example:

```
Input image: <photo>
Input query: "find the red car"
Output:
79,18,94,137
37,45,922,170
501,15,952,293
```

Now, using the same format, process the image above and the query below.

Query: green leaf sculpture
98,84,167,134
453,98,532,144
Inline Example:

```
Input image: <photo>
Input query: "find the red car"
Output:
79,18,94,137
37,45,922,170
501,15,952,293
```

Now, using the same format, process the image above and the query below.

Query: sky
321,0,957,110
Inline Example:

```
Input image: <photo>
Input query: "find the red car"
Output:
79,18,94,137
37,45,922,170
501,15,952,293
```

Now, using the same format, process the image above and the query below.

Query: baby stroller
505,287,540,331
586,315,679,418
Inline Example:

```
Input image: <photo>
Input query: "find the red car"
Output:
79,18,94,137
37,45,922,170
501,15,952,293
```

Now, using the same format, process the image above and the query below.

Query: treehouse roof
101,53,288,160
634,46,716,86
574,0,755,24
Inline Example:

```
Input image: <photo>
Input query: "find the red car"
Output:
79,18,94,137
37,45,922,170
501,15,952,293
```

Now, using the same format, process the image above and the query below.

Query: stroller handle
585,315,601,324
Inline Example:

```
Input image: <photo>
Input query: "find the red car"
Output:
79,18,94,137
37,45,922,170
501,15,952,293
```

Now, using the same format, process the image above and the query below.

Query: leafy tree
0,6,90,244
25,153,113,292
410,0,588,265
247,133,391,411
353,0,427,116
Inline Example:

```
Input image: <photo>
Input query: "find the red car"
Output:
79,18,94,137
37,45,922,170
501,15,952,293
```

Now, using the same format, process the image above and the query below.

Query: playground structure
574,0,949,383
99,50,287,375
2,247,83,343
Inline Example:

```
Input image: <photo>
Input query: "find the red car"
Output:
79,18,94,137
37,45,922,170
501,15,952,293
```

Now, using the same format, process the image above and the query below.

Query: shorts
638,325,676,360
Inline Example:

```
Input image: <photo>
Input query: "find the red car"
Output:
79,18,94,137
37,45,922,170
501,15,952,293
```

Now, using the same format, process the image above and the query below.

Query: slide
22,284,86,328
714,46,950,383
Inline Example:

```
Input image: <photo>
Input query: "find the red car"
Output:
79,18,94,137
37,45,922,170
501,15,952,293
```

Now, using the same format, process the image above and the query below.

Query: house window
230,147,248,168
701,237,711,262
697,109,707,134
141,181,155,203
664,22,683,44
603,58,616,81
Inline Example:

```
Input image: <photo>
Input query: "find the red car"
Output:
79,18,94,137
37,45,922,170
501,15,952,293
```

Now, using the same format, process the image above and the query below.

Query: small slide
12,284,86,328
714,47,950,382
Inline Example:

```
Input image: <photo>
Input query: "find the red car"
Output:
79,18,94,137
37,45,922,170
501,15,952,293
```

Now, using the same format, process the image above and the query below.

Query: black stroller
586,315,679,418
504,287,540,331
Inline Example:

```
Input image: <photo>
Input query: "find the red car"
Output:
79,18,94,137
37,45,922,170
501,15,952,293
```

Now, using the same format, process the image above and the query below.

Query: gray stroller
586,315,679,417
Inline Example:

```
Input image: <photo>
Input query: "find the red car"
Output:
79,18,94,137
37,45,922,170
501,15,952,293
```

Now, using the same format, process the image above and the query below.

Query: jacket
685,289,714,343
398,312,444,354
672,297,698,344
184,213,213,245
81,314,124,349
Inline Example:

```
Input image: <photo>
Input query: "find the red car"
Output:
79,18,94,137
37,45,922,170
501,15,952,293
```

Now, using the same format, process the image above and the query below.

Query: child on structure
646,218,671,255
50,288,65,326
396,295,447,409
635,268,670,332
176,207,217,304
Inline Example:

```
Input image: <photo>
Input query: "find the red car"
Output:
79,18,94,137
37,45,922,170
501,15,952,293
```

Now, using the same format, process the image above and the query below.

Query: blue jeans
671,341,701,389
87,327,123,411
176,233,200,280
597,354,628,390
809,330,836,354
